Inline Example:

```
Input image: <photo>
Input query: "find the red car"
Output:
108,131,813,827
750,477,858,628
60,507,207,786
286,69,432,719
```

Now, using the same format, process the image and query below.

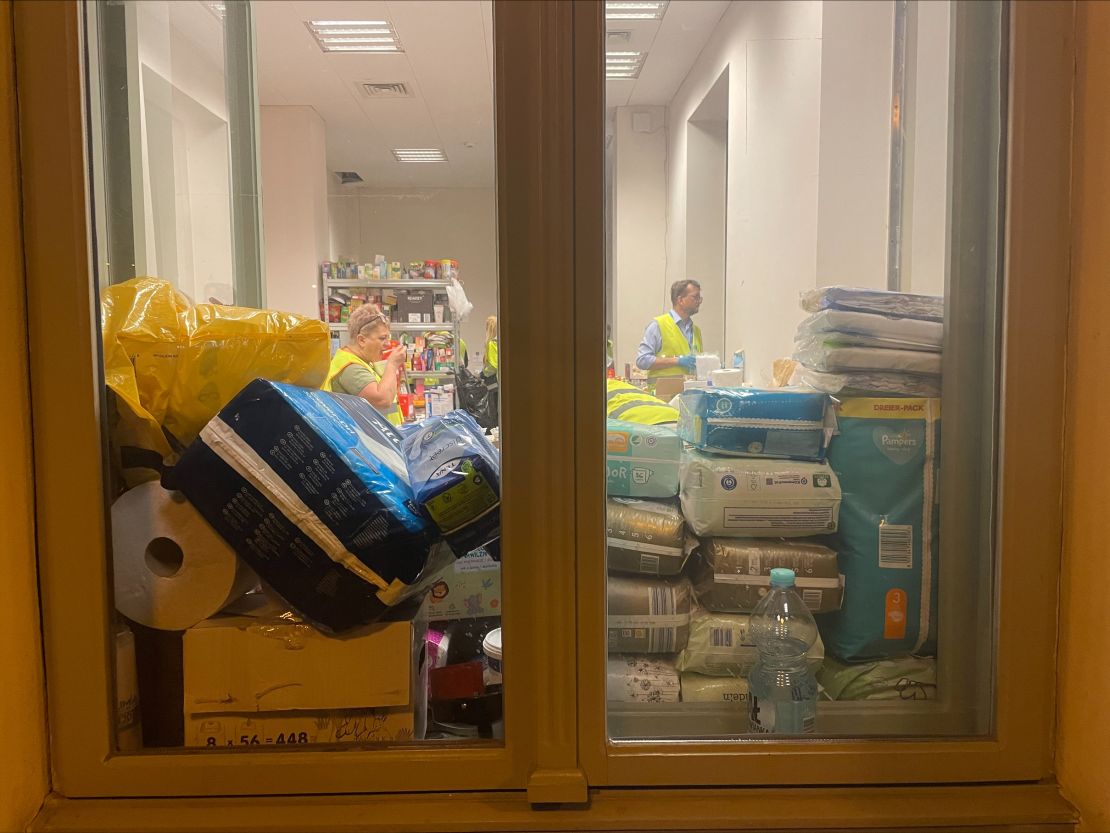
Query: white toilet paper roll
112,482,257,631
710,368,746,388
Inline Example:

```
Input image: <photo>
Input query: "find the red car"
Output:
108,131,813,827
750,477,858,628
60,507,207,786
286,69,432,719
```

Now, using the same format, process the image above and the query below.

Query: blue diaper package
815,397,941,661
172,379,440,632
678,388,835,462
606,419,682,498
402,409,501,558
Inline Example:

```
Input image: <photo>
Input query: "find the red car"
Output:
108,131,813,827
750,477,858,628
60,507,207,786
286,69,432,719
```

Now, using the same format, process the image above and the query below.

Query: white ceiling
251,0,730,189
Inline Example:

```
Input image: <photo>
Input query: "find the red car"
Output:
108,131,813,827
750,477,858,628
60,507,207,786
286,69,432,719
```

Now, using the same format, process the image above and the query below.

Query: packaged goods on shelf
801,286,944,322
679,450,842,538
403,410,500,558
676,610,824,677
795,308,943,350
172,379,445,633
691,538,843,614
793,341,942,376
817,655,937,701
678,388,835,461
606,655,681,703
183,597,427,747
607,575,693,654
398,288,438,324
606,419,682,498
680,672,750,705
606,498,688,577
816,398,940,662
799,367,942,398
425,548,501,621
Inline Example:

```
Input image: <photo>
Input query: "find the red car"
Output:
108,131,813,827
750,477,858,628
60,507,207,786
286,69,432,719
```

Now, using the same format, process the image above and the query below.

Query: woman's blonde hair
348,304,389,339
485,315,497,343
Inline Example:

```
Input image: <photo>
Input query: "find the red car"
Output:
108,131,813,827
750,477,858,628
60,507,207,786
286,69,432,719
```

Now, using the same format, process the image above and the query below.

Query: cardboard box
183,598,428,747
426,551,501,621
653,376,686,401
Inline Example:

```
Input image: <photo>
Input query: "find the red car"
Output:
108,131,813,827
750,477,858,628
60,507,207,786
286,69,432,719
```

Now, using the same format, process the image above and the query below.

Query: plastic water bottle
747,568,819,734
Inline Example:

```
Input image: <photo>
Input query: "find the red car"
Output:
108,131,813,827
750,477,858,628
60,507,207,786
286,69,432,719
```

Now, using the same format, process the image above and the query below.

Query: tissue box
183,598,428,747
606,419,682,498
425,550,501,620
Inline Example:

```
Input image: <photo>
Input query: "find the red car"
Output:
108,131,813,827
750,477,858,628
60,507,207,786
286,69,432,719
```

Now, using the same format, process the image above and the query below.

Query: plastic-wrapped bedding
680,450,842,538
676,610,824,677
796,309,943,350
691,538,843,614
794,341,942,376
607,655,680,703
799,367,942,398
678,388,835,462
172,379,441,633
607,575,693,653
606,419,682,498
607,498,688,576
801,286,944,322
816,398,941,661
817,655,937,701
402,409,500,558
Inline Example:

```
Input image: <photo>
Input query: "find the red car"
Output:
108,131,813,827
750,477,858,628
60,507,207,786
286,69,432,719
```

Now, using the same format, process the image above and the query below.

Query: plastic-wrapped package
402,409,500,558
172,379,443,632
606,655,681,703
680,450,842,538
793,341,942,376
606,498,688,576
606,419,682,498
816,398,941,661
678,388,835,462
795,308,943,350
691,538,843,614
680,672,750,705
799,367,942,398
800,286,944,322
817,655,937,701
676,610,824,677
607,575,693,653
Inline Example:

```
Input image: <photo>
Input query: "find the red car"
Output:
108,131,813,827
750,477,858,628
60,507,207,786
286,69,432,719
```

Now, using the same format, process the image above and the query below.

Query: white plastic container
482,628,503,685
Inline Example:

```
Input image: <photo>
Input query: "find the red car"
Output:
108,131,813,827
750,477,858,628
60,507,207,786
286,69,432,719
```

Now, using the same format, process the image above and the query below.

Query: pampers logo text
880,431,918,449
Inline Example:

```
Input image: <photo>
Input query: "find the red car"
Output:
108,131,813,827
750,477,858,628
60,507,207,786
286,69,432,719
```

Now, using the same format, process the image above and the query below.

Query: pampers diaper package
816,398,941,661
606,419,682,498
679,450,842,538
678,388,835,462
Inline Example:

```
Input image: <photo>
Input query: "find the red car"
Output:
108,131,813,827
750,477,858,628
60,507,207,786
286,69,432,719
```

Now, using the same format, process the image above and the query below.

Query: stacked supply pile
792,286,944,398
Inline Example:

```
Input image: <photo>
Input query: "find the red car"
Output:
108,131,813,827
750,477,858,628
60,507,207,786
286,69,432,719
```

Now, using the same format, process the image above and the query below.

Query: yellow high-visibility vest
646,313,703,381
322,347,403,426
606,379,678,425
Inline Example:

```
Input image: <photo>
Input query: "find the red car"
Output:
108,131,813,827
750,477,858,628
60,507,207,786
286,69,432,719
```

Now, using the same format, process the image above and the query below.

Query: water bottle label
749,695,816,734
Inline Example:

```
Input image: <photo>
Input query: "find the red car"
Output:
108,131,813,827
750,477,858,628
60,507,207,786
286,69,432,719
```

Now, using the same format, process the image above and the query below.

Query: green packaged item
817,656,937,701
676,610,824,677
679,673,750,705
606,419,682,498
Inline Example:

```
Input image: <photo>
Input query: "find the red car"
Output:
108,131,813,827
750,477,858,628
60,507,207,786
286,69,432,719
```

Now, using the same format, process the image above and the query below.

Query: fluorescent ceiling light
605,1,669,20
307,20,403,53
606,50,646,79
393,148,448,163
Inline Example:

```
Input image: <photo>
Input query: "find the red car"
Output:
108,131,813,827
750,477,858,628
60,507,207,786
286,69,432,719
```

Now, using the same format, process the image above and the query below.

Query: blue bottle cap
769,567,795,587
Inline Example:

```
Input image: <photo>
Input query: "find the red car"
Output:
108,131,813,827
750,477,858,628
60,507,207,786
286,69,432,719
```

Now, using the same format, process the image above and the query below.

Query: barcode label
648,585,676,616
801,589,823,610
879,523,913,569
802,715,816,734
648,627,677,653
639,554,661,575
710,627,733,648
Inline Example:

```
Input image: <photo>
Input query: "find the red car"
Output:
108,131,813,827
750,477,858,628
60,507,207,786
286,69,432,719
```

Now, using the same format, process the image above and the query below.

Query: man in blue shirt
635,279,704,387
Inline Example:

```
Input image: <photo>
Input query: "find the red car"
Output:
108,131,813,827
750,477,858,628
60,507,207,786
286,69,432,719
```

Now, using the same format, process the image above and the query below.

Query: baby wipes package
606,498,688,576
606,419,682,498
691,538,843,614
679,450,842,538
675,610,824,677
402,410,500,558
678,388,835,462
172,380,440,632
815,398,941,661
607,655,681,703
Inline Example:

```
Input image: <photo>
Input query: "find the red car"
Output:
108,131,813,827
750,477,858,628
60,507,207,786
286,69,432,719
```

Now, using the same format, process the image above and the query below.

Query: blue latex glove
676,354,697,373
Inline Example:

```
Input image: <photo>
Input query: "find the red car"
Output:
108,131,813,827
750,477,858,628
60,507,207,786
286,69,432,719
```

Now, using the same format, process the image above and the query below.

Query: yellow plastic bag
101,278,329,486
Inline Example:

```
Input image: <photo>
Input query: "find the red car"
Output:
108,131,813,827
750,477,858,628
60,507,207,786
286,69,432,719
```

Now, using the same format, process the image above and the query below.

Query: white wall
612,106,668,373
664,1,824,385
328,188,497,369
260,106,329,318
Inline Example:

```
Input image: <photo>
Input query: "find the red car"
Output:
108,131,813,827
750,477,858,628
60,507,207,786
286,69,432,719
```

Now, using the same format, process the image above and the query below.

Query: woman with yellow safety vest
322,305,406,426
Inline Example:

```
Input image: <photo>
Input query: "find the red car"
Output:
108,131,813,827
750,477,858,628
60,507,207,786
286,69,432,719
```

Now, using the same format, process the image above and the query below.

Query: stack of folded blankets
792,286,944,397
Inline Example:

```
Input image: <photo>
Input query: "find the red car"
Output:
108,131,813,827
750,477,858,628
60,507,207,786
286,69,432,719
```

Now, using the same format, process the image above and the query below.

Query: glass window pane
85,0,503,752
604,0,1003,740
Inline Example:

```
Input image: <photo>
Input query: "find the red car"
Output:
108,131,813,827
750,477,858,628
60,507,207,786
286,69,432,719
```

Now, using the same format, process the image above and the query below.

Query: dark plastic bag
455,365,499,430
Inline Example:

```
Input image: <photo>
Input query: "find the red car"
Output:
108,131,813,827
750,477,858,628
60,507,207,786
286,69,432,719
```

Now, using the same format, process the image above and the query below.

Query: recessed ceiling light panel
606,50,646,80
393,148,448,163
605,1,669,21
306,20,403,53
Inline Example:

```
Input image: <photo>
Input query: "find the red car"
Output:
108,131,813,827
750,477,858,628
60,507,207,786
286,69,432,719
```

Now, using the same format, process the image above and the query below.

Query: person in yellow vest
322,305,406,426
606,378,679,425
482,315,499,378
635,279,703,388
